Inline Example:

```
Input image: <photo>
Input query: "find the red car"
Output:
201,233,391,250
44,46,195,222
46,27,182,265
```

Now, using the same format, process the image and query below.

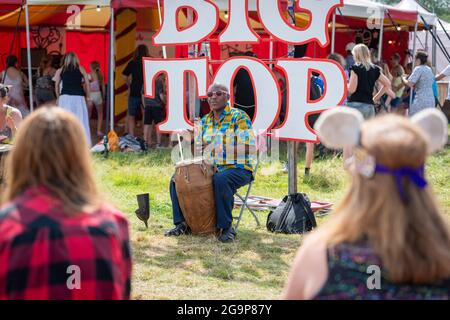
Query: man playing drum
165,83,255,243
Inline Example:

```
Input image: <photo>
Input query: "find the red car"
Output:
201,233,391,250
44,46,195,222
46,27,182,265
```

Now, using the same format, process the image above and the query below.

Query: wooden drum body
174,159,216,235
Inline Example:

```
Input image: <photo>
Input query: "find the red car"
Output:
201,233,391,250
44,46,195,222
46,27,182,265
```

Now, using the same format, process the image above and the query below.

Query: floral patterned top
314,241,450,300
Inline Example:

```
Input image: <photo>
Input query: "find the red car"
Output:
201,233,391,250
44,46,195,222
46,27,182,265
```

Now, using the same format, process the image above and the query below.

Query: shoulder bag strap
274,195,290,232
300,195,317,228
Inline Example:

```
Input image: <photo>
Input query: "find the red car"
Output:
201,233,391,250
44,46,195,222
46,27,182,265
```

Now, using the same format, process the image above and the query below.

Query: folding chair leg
234,186,260,230
234,198,246,230
246,205,260,227
234,153,261,230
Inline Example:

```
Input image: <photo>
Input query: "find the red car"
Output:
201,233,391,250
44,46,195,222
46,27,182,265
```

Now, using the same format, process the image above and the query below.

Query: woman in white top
0,55,29,117
88,61,106,137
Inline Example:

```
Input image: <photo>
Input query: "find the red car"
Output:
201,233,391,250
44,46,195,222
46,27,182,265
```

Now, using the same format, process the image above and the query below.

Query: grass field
92,143,450,300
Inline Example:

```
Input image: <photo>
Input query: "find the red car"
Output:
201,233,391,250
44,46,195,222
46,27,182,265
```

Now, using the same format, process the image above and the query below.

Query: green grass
92,143,450,300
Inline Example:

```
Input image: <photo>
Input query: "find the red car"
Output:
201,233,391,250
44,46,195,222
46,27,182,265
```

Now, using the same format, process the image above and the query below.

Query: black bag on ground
266,193,317,234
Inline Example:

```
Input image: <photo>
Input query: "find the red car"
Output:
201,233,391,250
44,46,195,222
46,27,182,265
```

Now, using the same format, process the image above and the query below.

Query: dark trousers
170,168,253,229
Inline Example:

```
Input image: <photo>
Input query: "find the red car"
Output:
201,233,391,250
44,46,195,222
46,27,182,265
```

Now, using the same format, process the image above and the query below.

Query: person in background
404,62,413,75
400,62,413,111
355,34,364,45
0,84,22,144
233,51,257,121
435,63,450,120
344,42,355,74
329,53,348,81
54,52,92,146
379,62,393,112
141,74,166,148
284,109,450,300
390,65,406,113
0,107,132,300
88,61,106,137
0,55,28,117
35,55,57,107
389,53,406,113
381,62,393,82
370,48,379,66
311,72,324,95
123,44,149,137
402,51,436,116
390,53,405,75
303,53,347,177
38,54,57,78
344,44,394,162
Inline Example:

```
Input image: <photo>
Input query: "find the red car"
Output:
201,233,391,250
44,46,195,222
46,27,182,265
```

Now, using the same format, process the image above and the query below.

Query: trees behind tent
380,0,450,22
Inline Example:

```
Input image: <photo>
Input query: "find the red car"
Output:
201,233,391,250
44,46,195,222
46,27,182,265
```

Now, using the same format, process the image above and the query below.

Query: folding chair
233,152,261,230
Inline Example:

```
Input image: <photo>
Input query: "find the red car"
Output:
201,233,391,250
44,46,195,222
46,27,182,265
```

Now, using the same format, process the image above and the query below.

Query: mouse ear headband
314,108,448,203
314,108,448,154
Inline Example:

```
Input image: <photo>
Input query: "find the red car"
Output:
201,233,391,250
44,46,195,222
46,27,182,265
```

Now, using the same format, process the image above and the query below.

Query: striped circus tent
114,8,137,123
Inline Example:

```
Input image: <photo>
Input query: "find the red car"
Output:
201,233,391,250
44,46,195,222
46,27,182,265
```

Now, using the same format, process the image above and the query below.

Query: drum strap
182,162,210,184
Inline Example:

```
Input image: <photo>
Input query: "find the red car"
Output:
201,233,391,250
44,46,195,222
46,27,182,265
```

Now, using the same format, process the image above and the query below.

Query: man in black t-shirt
141,74,166,148
122,44,148,137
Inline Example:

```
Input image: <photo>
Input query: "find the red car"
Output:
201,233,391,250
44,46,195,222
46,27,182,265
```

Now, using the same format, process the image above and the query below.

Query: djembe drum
174,158,216,235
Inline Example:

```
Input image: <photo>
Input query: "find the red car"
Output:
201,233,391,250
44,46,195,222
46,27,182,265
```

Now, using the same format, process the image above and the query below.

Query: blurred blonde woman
88,61,106,136
54,52,92,145
344,44,395,162
283,109,450,300
0,107,131,300
347,44,394,118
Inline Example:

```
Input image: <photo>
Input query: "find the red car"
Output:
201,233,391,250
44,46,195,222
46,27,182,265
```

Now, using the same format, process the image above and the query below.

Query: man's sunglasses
207,91,227,98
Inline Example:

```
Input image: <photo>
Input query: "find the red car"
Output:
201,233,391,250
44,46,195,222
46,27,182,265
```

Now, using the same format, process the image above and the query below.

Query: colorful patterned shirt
195,105,255,173
0,186,132,300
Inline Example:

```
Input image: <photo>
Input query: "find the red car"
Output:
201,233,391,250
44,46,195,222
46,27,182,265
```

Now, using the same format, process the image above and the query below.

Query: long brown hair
2,107,100,214
315,115,450,284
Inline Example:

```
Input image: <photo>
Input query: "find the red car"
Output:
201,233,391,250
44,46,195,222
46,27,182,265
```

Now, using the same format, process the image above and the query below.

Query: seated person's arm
402,67,420,88
6,108,22,138
54,69,62,99
122,62,133,88
347,70,358,95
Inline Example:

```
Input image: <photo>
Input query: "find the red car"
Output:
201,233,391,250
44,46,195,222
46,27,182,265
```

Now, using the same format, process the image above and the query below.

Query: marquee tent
395,0,437,26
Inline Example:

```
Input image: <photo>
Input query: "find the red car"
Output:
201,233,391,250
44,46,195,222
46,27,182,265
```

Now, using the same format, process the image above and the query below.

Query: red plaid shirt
0,186,131,300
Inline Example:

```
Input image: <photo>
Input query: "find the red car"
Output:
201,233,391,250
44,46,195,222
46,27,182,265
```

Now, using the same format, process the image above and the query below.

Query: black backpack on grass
266,193,317,234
